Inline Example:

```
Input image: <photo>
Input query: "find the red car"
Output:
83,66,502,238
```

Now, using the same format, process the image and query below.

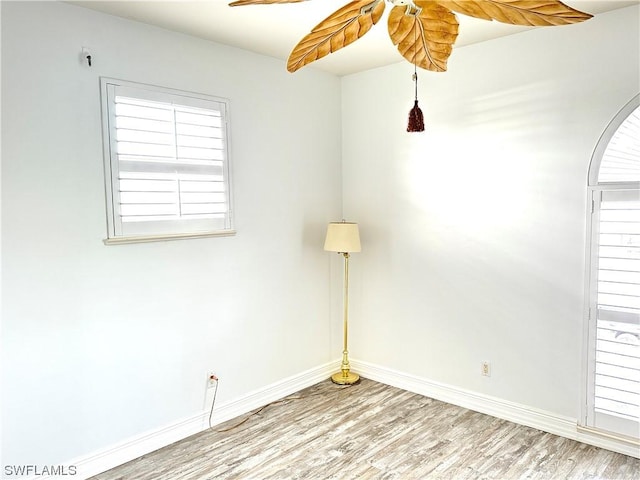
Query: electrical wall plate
207,372,218,388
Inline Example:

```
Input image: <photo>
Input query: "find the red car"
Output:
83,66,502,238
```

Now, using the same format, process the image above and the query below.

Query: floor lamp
324,221,361,385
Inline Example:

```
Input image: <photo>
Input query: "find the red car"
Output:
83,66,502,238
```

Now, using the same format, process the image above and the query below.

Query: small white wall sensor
81,47,92,67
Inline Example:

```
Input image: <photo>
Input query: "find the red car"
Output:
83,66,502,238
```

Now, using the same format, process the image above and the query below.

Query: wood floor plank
91,378,640,479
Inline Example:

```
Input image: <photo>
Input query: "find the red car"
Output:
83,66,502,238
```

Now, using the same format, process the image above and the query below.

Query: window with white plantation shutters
584,95,640,440
100,78,234,243
590,190,640,437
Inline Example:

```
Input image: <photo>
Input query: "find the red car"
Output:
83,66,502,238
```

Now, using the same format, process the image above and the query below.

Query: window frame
581,94,640,441
100,77,235,244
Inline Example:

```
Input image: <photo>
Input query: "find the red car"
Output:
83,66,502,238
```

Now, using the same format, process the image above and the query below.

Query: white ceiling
68,0,639,76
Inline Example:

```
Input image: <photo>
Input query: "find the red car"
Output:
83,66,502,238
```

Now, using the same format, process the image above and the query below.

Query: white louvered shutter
102,80,233,241
598,106,640,183
589,189,640,437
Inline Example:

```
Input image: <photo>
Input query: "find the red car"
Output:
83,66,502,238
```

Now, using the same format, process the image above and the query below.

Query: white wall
1,0,341,466
342,6,639,419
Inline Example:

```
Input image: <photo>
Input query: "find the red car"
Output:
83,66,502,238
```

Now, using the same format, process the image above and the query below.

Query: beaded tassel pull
407,71,424,132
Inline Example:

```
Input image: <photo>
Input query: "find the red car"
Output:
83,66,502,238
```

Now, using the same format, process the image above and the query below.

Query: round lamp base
331,371,360,385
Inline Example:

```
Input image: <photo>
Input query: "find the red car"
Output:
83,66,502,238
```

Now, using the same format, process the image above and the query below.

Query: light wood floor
92,378,639,479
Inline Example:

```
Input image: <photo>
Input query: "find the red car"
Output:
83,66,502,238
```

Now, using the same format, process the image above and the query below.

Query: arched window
584,95,639,440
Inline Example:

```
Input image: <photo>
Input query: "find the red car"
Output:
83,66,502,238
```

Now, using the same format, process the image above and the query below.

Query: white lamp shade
324,222,361,253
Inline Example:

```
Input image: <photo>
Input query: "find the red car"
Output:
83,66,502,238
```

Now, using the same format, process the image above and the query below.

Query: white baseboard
30,358,638,480
350,358,640,459
53,361,336,480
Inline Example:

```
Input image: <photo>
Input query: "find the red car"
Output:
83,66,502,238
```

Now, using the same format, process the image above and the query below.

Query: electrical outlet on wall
481,361,491,377
207,372,218,388
203,372,219,423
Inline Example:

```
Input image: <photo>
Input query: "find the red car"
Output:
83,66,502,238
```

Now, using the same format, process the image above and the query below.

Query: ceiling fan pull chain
407,20,424,133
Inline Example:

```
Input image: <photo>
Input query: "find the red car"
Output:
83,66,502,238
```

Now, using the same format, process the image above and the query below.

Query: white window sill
103,230,236,245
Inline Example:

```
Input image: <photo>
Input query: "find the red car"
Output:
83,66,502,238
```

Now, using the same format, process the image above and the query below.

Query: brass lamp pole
324,221,361,385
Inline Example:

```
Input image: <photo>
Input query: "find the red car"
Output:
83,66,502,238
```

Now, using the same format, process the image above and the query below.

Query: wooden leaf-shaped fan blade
433,0,592,26
287,0,385,73
388,2,459,72
229,0,307,6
